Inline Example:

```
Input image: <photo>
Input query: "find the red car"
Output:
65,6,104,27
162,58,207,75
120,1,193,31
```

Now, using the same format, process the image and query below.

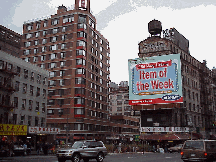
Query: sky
1,0,216,84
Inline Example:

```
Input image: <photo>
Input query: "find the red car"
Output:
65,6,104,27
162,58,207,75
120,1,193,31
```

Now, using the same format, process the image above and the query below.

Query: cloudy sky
1,0,216,83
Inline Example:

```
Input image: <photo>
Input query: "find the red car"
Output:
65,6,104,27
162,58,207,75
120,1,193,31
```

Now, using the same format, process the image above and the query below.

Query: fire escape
0,62,17,113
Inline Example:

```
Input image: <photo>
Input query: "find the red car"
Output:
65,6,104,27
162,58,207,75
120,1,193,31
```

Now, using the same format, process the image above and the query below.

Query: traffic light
213,121,216,126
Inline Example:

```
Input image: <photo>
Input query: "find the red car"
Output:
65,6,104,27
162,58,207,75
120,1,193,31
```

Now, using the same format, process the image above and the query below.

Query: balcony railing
0,101,15,109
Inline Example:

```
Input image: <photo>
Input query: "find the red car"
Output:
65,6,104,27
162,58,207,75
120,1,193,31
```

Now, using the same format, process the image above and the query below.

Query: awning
140,133,191,141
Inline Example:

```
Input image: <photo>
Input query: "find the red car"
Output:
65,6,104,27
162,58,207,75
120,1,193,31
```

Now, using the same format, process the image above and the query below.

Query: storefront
28,126,60,150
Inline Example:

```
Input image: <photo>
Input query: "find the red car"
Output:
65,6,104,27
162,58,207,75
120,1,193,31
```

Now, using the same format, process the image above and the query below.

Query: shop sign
0,124,27,135
140,127,189,133
28,127,60,134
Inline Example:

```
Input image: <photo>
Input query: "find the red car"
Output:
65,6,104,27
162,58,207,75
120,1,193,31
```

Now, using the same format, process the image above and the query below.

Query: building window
33,56,38,62
76,68,85,75
77,23,86,29
49,62,57,68
60,70,65,77
62,26,67,32
23,83,27,93
53,28,58,34
42,38,47,44
24,69,28,79
35,117,39,126
14,97,18,108
41,55,46,61
47,109,54,115
60,61,65,67
74,108,85,115
43,77,47,85
63,15,74,23
15,81,19,91
43,30,47,36
42,46,47,52
20,115,25,125
76,40,86,47
77,31,86,38
30,85,34,96
76,50,86,56
52,19,59,25
76,59,86,65
33,48,38,54
37,74,41,84
75,77,85,84
49,80,56,86
59,79,65,86
41,64,45,69
43,21,48,27
35,32,40,37
42,103,45,113
60,52,66,58
36,87,40,97
36,102,39,111
61,43,66,49
49,71,56,77
50,45,57,51
34,40,38,46
22,99,26,109
29,100,33,110
36,23,41,29
28,116,32,126
74,97,85,105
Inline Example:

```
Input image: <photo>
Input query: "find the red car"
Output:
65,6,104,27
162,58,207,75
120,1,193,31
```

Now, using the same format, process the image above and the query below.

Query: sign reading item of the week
0,124,27,135
128,54,183,105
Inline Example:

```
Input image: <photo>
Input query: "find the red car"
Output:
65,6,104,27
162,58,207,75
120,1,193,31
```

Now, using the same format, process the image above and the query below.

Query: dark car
56,140,107,162
181,140,216,162
13,144,26,156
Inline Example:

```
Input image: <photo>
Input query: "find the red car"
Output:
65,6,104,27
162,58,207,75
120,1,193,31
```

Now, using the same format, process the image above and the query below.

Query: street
0,152,183,162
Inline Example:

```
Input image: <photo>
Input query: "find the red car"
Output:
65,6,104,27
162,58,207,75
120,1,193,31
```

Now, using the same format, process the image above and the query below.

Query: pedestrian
36,141,41,155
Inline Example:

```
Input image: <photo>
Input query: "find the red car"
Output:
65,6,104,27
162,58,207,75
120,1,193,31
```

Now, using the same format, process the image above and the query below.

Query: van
181,140,216,162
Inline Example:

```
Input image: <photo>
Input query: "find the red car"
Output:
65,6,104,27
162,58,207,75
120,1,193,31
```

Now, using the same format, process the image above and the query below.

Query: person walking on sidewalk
36,141,41,155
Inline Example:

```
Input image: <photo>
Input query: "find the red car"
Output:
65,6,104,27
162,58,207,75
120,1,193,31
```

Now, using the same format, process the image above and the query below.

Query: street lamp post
66,114,69,145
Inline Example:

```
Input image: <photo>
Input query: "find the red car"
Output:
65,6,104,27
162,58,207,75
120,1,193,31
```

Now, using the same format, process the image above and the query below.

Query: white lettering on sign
140,127,189,132
140,41,167,53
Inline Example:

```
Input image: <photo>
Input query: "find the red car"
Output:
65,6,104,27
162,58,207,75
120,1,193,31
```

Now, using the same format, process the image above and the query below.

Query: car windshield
72,141,84,149
183,141,204,150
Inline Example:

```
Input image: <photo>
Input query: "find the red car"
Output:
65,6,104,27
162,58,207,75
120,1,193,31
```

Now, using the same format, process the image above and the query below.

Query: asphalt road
0,152,183,162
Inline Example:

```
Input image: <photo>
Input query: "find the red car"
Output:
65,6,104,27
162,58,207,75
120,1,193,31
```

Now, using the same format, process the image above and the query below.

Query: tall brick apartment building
20,0,111,141
0,25,21,57
135,20,216,141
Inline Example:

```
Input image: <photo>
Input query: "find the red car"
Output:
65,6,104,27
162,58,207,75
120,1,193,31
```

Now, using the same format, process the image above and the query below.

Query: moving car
181,140,216,162
56,140,107,162
168,144,183,153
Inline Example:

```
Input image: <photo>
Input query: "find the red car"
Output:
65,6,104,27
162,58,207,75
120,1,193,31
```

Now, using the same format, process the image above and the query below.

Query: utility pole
66,114,69,145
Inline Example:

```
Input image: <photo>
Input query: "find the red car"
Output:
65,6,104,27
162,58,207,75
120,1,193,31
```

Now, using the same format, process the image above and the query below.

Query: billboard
128,54,183,105
0,124,27,135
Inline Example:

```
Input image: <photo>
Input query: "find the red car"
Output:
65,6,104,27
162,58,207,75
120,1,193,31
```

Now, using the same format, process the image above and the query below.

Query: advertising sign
128,54,183,105
0,124,27,135
28,126,60,134
140,127,189,133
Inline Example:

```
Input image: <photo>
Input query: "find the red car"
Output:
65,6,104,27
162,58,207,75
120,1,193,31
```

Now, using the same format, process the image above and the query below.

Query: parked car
13,144,26,156
0,147,10,157
181,140,216,162
56,140,107,162
168,144,183,153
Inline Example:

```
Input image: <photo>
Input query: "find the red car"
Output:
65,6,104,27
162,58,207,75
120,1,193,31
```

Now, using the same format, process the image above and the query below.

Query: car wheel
72,153,81,162
83,158,89,162
96,152,104,162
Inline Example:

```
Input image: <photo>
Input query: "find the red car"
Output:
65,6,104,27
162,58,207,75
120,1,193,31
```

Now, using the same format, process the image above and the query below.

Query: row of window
16,114,45,127
25,34,69,45
13,97,46,112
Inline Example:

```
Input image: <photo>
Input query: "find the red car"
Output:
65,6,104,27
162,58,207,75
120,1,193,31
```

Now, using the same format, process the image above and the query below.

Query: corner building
136,20,216,142
20,0,110,141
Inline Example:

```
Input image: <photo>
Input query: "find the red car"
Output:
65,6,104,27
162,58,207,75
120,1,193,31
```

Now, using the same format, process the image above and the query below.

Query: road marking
165,157,173,158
